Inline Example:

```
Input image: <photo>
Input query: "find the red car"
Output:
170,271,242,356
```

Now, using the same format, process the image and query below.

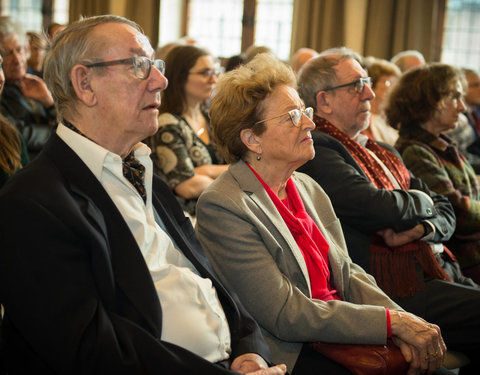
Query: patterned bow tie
122,152,147,203
63,120,147,203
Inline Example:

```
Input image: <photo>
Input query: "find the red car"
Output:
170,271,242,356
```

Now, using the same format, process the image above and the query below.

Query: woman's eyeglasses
255,107,314,127
189,67,224,79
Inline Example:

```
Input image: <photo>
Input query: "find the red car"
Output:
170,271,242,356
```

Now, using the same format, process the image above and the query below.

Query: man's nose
150,65,168,91
363,83,375,101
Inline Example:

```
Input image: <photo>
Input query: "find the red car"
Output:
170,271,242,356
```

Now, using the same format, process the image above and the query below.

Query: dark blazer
0,134,269,375
298,131,456,272
0,83,55,160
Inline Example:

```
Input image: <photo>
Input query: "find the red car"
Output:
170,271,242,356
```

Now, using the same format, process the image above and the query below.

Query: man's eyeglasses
189,67,224,79
255,107,314,127
84,56,166,80
323,77,372,94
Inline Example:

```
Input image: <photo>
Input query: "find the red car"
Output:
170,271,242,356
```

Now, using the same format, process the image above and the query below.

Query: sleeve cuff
386,308,392,338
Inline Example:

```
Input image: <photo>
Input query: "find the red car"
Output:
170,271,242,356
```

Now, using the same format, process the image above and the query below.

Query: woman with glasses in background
147,45,227,218
195,53,445,375
389,63,480,285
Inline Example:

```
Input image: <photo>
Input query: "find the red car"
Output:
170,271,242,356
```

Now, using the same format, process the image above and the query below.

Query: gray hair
43,15,142,122
0,16,26,45
390,50,425,72
297,47,361,110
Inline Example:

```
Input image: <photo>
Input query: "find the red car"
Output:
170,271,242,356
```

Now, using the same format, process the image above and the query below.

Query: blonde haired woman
196,53,445,375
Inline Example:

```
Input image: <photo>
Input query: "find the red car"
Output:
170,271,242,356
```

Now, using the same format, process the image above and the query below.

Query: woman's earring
256,154,262,161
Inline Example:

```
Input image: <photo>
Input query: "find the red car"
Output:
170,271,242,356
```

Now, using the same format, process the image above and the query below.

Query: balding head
290,48,318,73
391,50,425,72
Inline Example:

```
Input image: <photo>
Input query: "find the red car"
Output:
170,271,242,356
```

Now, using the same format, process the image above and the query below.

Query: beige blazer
196,161,402,369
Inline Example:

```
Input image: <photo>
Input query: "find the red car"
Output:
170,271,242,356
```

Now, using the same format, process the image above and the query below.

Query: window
187,0,243,58
255,0,293,61
442,0,480,70
2,0,42,32
0,0,68,34
186,0,294,60
52,0,69,25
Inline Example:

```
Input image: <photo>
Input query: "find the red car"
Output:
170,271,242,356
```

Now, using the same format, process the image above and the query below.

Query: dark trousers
394,278,480,373
291,344,352,375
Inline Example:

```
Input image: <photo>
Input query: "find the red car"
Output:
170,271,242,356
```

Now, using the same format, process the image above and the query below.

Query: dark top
396,126,480,270
0,82,55,160
0,132,29,189
298,131,456,272
0,134,270,374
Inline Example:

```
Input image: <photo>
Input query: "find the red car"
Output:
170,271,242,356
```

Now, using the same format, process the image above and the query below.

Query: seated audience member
0,17,55,159
46,22,66,42
0,54,28,188
290,48,318,73
155,41,182,60
362,56,401,145
225,53,245,72
390,50,425,72
26,31,47,78
388,63,480,283
461,68,480,158
0,15,285,375
244,45,274,63
147,45,228,217
444,112,480,173
296,48,480,372
196,53,446,375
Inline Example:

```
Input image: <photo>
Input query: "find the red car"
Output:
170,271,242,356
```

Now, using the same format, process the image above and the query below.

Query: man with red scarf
297,47,480,373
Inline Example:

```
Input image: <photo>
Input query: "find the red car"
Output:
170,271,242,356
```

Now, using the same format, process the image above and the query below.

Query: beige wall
69,0,160,47
344,0,368,53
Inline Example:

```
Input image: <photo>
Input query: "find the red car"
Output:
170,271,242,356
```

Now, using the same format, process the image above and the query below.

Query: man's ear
315,90,333,115
70,65,96,106
240,128,262,155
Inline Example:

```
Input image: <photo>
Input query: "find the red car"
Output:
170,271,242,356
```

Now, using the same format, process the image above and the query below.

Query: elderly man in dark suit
297,47,480,373
0,15,286,375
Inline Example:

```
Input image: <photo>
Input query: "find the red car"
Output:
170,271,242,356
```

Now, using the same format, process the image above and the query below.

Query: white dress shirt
57,124,231,362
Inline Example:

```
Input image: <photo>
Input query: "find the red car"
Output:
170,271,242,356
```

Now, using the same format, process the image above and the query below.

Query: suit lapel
229,161,311,292
150,184,231,295
45,135,163,336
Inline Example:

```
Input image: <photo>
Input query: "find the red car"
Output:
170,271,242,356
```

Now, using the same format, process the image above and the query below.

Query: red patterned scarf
315,117,452,297
246,162,341,301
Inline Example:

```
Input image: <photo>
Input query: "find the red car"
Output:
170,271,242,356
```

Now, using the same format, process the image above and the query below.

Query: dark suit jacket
0,134,269,374
298,131,456,272
0,83,55,160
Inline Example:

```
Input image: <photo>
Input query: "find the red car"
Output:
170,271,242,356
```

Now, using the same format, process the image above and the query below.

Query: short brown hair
43,15,141,122
159,45,210,116
209,53,296,163
384,63,466,130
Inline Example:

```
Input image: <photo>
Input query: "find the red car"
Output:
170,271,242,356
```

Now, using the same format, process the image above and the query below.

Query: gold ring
425,352,438,360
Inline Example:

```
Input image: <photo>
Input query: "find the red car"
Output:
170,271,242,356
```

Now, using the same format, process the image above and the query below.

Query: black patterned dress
148,112,223,215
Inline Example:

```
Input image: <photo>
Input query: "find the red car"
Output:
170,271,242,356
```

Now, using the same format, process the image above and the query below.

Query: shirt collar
354,132,369,147
56,123,152,180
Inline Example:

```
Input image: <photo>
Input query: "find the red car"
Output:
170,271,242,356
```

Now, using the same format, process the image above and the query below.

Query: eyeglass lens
289,107,314,126
355,78,371,93
134,56,166,79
